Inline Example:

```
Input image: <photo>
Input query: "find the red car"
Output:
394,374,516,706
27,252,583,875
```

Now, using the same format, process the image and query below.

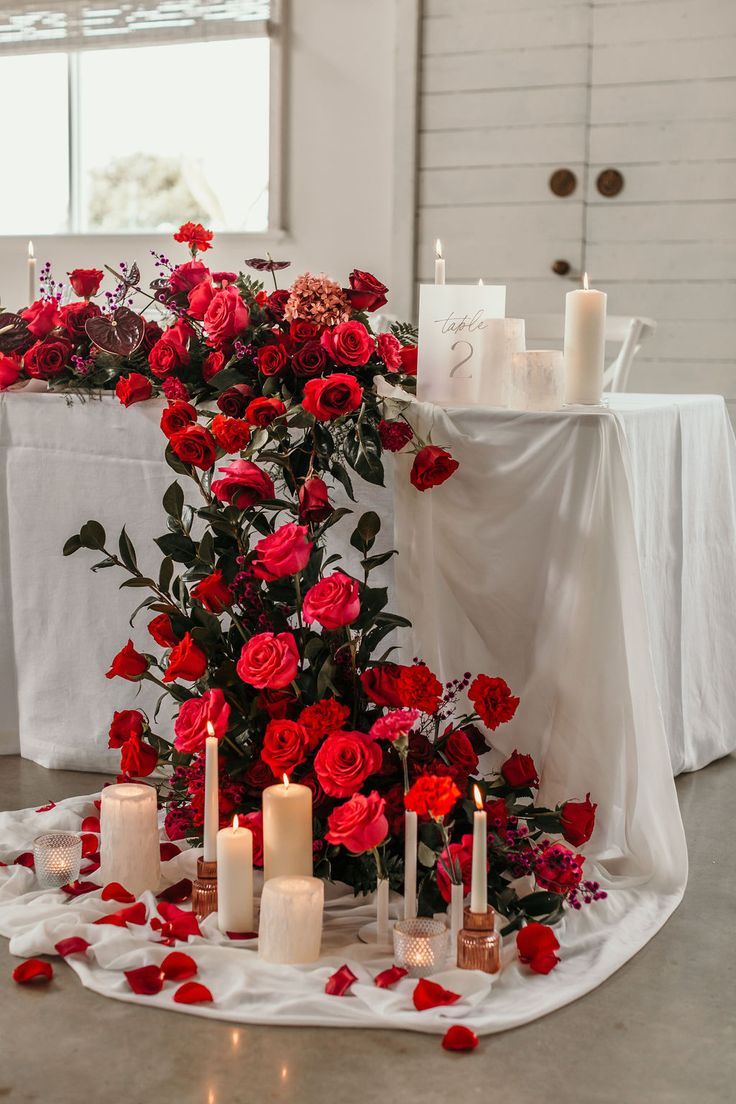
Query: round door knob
551,259,571,276
596,168,624,198
549,169,577,197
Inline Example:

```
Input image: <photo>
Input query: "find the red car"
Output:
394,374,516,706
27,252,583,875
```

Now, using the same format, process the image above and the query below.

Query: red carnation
560,794,597,847
396,663,443,714
173,222,213,253
378,419,413,452
298,699,350,747
404,774,460,820
500,749,539,789
211,414,250,453
517,922,560,974
468,674,519,731
410,445,459,492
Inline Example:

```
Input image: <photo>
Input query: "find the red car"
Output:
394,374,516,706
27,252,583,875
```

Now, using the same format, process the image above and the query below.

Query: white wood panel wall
416,0,736,411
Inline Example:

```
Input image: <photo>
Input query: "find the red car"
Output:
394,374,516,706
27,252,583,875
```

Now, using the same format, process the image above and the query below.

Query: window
0,1,279,236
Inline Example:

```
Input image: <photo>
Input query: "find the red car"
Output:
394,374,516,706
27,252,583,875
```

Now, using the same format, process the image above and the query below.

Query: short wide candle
217,816,254,934
262,775,313,881
258,875,324,964
100,783,160,897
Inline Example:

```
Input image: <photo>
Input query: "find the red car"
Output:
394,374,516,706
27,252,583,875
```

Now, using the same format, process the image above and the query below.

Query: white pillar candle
203,727,219,862
434,238,446,285
262,775,312,881
217,815,254,934
510,349,564,411
100,783,160,897
258,875,324,964
27,240,36,304
563,272,607,405
403,810,418,920
470,785,487,914
376,876,390,945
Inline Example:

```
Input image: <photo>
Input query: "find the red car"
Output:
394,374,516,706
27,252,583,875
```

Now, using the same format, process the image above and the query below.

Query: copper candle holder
192,857,218,921
457,906,501,974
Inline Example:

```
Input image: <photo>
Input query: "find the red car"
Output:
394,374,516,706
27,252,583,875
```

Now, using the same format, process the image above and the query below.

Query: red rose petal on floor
60,880,99,897
516,922,560,974
94,901,147,927
80,861,100,876
374,965,408,989
81,816,100,833
226,931,258,940
125,964,165,995
14,852,34,868
156,903,200,940
159,842,181,861
101,882,136,903
325,964,358,996
80,834,99,857
442,1025,479,1052
12,958,53,984
54,937,90,957
412,978,461,1011
157,879,192,903
173,981,213,1005
35,801,56,813
161,951,197,981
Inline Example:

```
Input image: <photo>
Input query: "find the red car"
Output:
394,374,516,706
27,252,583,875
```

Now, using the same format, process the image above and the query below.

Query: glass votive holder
33,831,82,889
509,349,564,411
392,917,450,978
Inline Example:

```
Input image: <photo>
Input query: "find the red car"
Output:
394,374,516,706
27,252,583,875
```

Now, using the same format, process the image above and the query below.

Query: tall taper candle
470,785,487,914
563,272,607,405
203,725,219,862
27,241,36,304
217,815,253,933
434,238,446,285
263,774,313,881
403,810,418,920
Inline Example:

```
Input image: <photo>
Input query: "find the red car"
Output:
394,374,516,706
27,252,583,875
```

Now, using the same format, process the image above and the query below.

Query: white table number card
417,283,507,406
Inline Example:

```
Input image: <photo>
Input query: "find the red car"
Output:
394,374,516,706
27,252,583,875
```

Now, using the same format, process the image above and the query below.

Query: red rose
148,613,178,648
468,674,520,731
360,665,403,707
485,797,508,833
59,300,100,340
376,332,402,371
203,286,249,345
120,737,158,777
396,663,443,714
517,923,560,975
378,419,413,452
560,794,597,847
21,298,61,338
258,687,299,720
141,320,164,355
105,640,148,681
173,688,230,753
400,345,418,375
116,373,153,407
202,348,225,379
245,396,287,427
252,523,313,581
108,709,145,748
237,631,299,690
292,340,328,378
534,842,584,895
314,731,383,798
149,334,189,379
187,280,215,321
256,343,288,377
191,570,232,612
443,729,478,777
436,835,474,903
266,288,290,320
302,572,360,630
211,460,275,509
217,384,255,418
168,260,210,294
301,374,363,421
261,719,311,777
68,268,103,298
500,750,539,789
405,774,460,820
160,400,197,439
410,445,459,492
211,414,251,453
320,321,374,367
326,791,388,853
244,758,278,793
173,222,213,253
25,337,72,380
298,699,350,746
298,476,331,523
346,270,388,313
163,632,207,683
290,319,321,344
0,353,21,390
169,424,217,470
240,811,264,866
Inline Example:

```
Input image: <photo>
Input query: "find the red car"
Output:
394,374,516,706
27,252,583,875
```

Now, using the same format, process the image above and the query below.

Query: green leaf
517,891,564,917
79,520,106,551
159,556,174,593
118,527,138,573
417,841,437,868
361,550,396,572
163,481,184,520
62,534,82,556
344,423,384,486
155,532,197,563
350,511,381,554
198,530,215,568
330,461,355,502
120,577,157,589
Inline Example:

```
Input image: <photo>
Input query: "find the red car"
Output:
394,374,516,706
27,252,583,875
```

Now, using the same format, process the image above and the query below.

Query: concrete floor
0,755,734,1104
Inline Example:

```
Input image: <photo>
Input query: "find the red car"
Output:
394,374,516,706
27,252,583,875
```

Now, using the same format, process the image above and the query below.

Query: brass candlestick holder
192,856,218,921
457,906,501,974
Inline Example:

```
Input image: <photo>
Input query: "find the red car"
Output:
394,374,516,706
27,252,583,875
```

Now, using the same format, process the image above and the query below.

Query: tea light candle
100,783,160,896
434,239,446,285
403,810,417,920
262,774,313,881
33,831,82,889
393,917,450,978
470,785,487,914
217,815,254,933
258,875,324,964
564,272,607,405
203,725,219,862
27,240,36,304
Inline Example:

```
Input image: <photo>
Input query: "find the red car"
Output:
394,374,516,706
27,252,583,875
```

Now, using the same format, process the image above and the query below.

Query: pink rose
173,688,231,754
302,572,360,630
211,460,275,510
326,791,388,853
203,285,249,345
236,631,299,690
320,320,374,367
369,708,420,743
252,523,313,581
314,730,382,797
168,260,210,294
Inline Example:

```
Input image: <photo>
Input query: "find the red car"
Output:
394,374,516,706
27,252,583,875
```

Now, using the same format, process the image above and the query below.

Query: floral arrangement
55,224,599,937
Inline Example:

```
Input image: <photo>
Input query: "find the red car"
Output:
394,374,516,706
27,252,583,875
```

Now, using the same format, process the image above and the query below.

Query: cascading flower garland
30,223,602,935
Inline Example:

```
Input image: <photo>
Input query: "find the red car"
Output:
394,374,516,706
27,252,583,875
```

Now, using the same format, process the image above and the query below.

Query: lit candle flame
473,784,483,810
206,721,215,738
27,240,34,259
435,238,443,259
232,814,239,831
478,277,484,286
583,271,589,291
282,773,290,790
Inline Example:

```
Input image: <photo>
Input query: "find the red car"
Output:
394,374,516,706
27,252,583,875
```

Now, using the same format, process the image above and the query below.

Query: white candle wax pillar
403,810,418,920
203,729,219,862
100,783,160,896
27,240,36,304
470,786,487,914
262,775,313,881
563,272,607,405
376,876,390,945
434,238,446,285
258,875,324,964
217,816,254,933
